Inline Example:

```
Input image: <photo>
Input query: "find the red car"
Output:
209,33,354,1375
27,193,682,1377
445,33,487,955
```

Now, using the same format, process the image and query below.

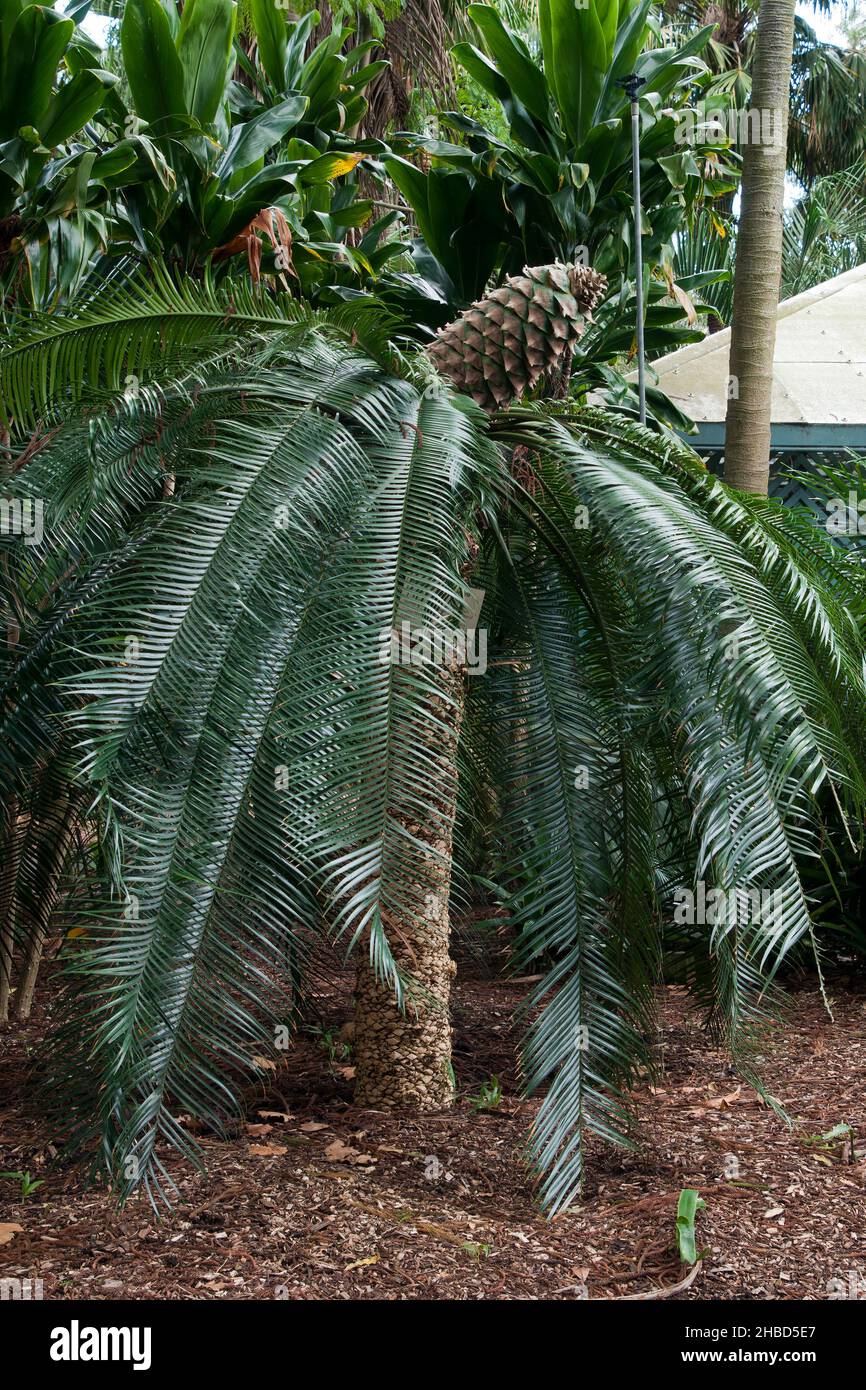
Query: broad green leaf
39,68,117,147
602,0,652,107
595,0,618,67
284,9,319,87
120,0,187,124
216,94,308,179
540,0,607,147
177,0,236,126
467,4,550,124
451,42,511,105
386,155,438,258
91,141,139,181
328,198,373,228
636,25,715,99
658,150,700,189
1,7,73,137
301,50,345,116
249,0,287,89
0,0,25,70
343,58,389,92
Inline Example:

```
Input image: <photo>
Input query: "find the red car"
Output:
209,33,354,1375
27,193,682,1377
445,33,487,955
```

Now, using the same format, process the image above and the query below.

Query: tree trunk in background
353,664,463,1110
724,0,797,494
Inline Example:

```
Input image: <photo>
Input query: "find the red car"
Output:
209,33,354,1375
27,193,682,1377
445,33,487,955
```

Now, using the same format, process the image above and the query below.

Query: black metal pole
619,74,647,426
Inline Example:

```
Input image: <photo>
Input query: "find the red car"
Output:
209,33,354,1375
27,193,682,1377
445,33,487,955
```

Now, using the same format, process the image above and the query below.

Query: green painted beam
685,422,866,451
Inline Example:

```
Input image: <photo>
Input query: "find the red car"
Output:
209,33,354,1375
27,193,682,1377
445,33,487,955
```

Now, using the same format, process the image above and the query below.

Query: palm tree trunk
353,663,463,1110
723,0,797,494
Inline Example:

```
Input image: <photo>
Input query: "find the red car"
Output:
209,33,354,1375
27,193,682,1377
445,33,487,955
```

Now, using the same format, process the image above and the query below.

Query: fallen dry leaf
245,1123,273,1137
763,1206,784,1219
300,1121,329,1132
704,1088,742,1110
325,1139,376,1165
345,1255,379,1272
249,1143,287,1157
250,1056,277,1072
0,1223,23,1245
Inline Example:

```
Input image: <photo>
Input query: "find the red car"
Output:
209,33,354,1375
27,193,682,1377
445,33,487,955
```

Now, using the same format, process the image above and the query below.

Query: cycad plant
2,261,865,1212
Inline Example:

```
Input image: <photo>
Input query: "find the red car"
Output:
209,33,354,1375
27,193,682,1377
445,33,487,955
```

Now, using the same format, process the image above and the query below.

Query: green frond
39,340,496,1202
0,263,401,437
483,405,866,1200
478,513,657,1212
12,329,866,1219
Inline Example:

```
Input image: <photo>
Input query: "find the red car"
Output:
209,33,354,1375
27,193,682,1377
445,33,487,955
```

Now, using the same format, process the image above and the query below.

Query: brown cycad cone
426,262,607,410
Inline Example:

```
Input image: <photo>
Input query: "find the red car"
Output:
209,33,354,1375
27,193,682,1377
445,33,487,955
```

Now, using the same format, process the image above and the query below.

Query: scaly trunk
723,0,797,494
352,260,605,1109
14,793,75,1022
0,797,20,1024
353,662,463,1110
1,424,16,1023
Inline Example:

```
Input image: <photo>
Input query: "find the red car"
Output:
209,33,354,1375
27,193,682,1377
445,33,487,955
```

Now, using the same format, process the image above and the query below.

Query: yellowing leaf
670,280,697,326
345,1255,379,1271
325,153,364,178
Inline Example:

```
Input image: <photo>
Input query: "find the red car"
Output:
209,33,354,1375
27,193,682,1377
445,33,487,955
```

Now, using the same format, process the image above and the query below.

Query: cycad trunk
353,663,463,1110
723,0,797,494
0,797,19,1024
14,792,78,1022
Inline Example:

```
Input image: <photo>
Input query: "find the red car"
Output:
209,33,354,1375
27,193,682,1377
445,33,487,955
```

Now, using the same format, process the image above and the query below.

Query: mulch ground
2,970,866,1300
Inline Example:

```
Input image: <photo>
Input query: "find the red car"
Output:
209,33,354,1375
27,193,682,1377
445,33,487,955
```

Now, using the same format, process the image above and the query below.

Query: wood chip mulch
2,972,865,1300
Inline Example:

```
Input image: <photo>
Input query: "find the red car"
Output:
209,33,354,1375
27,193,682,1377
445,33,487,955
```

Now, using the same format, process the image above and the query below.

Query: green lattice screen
698,449,845,519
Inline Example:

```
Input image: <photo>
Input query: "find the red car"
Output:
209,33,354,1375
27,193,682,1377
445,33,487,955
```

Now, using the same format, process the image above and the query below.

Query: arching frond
35,338,495,1201
0,263,400,436
481,406,866,1205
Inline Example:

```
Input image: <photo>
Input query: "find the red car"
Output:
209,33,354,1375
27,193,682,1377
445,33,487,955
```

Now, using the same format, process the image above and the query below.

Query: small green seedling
1,1170,44,1199
803,1122,853,1147
307,1026,351,1064
676,1187,706,1265
470,1076,502,1112
802,1122,857,1163
461,1241,491,1260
